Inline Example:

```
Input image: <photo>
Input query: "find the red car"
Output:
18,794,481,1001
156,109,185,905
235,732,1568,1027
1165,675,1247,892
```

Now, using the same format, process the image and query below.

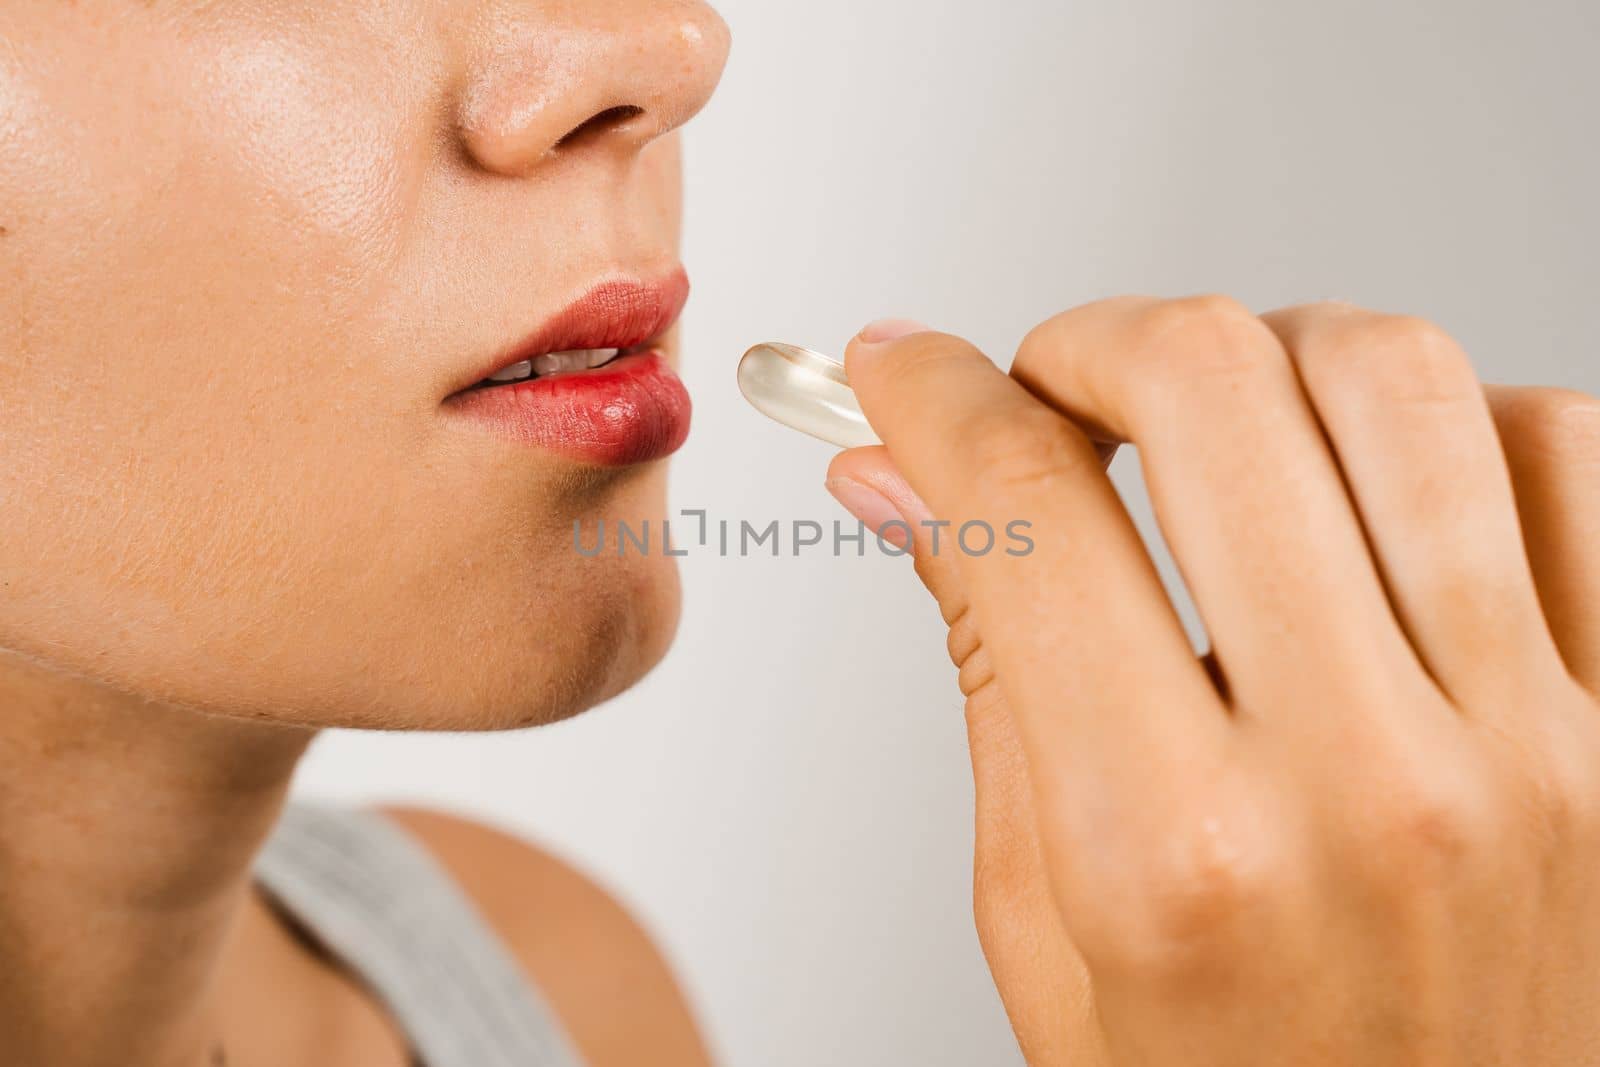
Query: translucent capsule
737,342,881,449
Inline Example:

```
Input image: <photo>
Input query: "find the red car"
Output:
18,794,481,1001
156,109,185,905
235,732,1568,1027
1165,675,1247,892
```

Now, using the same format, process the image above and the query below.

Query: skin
829,303,1600,1065
4,4,1597,1067
0,2,728,1065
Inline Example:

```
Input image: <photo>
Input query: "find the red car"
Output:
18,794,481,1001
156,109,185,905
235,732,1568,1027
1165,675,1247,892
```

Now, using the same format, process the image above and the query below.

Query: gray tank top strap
252,802,586,1067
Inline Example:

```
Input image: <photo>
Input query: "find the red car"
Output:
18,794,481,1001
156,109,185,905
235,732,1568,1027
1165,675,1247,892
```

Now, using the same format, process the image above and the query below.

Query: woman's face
0,2,730,729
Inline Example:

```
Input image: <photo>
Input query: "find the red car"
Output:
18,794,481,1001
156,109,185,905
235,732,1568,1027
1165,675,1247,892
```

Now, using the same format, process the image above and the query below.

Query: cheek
0,11,422,519
0,12,425,715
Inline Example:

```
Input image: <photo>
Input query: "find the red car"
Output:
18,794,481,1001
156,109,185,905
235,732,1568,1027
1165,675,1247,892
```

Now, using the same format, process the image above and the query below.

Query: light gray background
293,3,1599,1064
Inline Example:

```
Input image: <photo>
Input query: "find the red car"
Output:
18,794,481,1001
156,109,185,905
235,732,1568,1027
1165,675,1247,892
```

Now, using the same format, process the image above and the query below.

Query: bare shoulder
379,805,713,1067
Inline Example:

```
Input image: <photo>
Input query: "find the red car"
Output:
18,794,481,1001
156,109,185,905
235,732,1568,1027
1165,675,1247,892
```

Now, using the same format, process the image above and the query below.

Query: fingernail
855,318,931,345
825,477,911,550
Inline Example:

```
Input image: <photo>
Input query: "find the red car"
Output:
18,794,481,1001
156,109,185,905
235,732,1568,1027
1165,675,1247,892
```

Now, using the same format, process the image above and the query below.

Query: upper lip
447,267,691,397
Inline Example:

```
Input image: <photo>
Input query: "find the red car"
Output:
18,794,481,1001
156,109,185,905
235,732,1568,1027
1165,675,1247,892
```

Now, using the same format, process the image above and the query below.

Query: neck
0,651,314,1067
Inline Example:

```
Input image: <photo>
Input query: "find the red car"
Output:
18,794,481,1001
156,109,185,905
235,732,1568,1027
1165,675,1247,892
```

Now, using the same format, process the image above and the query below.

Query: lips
443,270,693,466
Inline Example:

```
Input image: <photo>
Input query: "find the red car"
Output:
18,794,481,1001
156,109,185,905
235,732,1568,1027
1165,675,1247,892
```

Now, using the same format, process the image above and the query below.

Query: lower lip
443,350,691,466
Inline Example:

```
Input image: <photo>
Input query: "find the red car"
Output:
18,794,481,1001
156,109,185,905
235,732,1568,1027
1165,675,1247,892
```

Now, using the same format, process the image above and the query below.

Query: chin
482,549,685,732
252,551,683,735
375,471,688,734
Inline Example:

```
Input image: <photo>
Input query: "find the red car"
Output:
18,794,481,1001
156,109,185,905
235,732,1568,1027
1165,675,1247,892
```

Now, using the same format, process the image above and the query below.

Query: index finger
844,319,1229,822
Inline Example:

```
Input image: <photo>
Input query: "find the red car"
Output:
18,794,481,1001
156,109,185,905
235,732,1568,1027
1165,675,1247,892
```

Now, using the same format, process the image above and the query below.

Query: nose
457,1,731,176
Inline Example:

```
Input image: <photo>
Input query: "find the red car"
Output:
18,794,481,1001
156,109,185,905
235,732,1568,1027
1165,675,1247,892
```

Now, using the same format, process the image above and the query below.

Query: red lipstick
443,271,693,466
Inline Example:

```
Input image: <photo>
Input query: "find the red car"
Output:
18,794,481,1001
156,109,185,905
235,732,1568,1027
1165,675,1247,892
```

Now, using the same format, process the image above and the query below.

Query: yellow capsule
737,342,881,449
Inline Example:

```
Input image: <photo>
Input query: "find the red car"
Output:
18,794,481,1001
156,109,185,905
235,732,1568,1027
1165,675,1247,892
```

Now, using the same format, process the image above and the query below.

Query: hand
825,298,1600,1066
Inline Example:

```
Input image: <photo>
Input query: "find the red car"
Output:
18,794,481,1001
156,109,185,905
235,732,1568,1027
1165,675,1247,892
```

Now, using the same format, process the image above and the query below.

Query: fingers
1011,296,1421,721
1487,385,1600,696
826,446,1111,1065
824,447,962,612
843,321,1229,826
825,447,1113,1062
1257,306,1568,712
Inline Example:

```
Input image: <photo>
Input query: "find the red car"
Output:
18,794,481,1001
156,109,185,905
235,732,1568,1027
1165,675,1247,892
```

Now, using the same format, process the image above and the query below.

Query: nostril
555,105,646,149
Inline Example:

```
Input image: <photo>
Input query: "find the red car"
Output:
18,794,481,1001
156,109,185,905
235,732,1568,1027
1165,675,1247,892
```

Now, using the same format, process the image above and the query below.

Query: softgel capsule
736,342,881,449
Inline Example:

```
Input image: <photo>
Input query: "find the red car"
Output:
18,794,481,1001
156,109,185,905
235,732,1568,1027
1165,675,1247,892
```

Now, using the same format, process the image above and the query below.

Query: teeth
488,359,535,382
481,348,624,388
531,348,621,376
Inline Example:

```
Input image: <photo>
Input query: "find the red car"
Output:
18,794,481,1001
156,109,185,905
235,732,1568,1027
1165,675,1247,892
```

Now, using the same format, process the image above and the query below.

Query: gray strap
253,803,586,1067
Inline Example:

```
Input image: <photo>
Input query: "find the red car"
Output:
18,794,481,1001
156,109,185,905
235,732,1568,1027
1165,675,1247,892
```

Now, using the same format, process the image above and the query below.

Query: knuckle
944,604,982,670
1086,812,1279,976
1435,581,1527,670
958,407,1095,495
1385,793,1477,861
1355,773,1492,879
939,592,972,631
1014,315,1066,376
1149,824,1272,932
956,645,999,702
1314,313,1477,408
1523,768,1587,851
1503,718,1600,852
1357,313,1463,361
1129,295,1280,393
1146,293,1261,338
1013,294,1152,373
1497,387,1600,465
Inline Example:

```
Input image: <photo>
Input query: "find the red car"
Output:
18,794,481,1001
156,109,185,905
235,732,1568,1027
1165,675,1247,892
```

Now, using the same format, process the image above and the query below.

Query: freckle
0,225,9,237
